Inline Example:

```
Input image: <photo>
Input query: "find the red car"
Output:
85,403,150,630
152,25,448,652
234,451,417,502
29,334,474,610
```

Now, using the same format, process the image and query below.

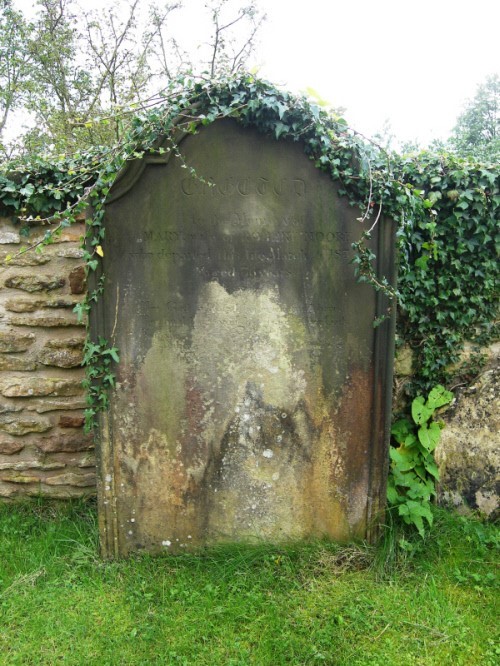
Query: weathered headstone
93,119,396,557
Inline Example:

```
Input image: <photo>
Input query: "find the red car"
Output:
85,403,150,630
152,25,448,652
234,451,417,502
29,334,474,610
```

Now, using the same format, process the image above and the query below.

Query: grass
0,500,498,665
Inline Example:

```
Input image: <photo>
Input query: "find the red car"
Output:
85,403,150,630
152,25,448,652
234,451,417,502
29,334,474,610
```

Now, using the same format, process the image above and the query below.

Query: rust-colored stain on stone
69,265,86,294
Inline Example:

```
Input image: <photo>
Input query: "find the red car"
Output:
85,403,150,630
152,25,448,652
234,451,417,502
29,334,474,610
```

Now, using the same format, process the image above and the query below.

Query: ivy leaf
19,183,35,198
274,122,288,139
415,254,430,271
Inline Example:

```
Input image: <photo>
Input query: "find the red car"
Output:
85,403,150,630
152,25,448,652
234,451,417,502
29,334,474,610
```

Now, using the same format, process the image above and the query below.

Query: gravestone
93,118,396,557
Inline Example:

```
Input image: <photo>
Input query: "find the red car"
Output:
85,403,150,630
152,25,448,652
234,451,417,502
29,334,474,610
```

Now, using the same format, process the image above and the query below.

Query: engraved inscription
181,176,306,197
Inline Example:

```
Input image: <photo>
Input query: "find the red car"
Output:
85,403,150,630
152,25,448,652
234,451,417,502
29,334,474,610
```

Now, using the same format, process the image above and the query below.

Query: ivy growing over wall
395,152,499,395
0,73,498,415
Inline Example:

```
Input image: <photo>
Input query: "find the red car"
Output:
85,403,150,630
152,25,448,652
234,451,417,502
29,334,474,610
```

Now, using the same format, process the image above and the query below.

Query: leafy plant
388,385,453,537
396,150,499,396
81,337,120,432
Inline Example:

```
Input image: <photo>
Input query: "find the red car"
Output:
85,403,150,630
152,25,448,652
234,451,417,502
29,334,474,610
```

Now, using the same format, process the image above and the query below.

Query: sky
10,0,500,147
251,0,500,146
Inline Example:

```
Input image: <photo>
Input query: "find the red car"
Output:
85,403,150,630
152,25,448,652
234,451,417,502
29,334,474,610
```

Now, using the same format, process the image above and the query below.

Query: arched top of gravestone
104,100,347,205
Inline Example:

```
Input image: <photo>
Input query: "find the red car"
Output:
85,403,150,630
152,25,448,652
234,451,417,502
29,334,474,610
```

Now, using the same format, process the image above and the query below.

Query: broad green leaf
418,422,442,451
390,446,418,471
426,385,453,409
391,418,412,443
411,396,434,425
424,459,440,479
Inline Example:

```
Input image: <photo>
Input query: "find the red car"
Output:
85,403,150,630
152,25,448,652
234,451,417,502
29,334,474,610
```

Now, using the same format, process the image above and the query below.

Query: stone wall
394,342,499,518
0,215,95,499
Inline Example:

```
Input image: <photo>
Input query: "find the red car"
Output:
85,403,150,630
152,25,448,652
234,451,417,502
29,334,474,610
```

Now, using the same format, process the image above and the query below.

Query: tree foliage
0,0,265,156
449,74,499,162
0,1,32,141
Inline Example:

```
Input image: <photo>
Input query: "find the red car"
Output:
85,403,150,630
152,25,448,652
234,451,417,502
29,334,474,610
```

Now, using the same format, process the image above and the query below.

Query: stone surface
44,472,95,487
59,415,85,428
394,344,414,376
1,474,40,484
56,247,85,259
30,397,87,413
69,265,86,294
0,403,22,414
0,415,52,435
35,431,94,453
4,275,65,292
0,437,24,454
38,337,84,368
436,360,499,519
1,250,51,266
95,119,396,556
0,331,35,352
0,231,20,244
78,454,96,468
5,297,81,312
32,485,96,499
0,355,37,371
0,482,18,497
0,377,84,398
8,313,83,327
32,226,84,244
0,461,64,471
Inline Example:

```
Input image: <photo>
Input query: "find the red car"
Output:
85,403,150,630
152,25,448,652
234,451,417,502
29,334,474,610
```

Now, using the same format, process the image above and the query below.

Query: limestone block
0,415,52,435
0,355,37,371
5,296,81,312
4,275,66,292
0,377,84,398
394,344,414,376
436,361,499,518
0,331,35,352
0,461,64,471
31,226,83,244
30,397,87,413
8,313,83,327
44,472,95,487
35,431,94,453
56,248,84,259
0,482,18,497
59,415,85,428
34,485,96,499
78,454,95,468
68,265,86,294
49,451,94,467
0,251,51,266
0,403,22,414
38,337,84,368
2,474,40,484
0,437,24,454
0,231,20,244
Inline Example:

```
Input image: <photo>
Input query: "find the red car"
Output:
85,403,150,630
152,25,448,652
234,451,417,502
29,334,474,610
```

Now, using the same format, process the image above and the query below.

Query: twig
374,623,390,640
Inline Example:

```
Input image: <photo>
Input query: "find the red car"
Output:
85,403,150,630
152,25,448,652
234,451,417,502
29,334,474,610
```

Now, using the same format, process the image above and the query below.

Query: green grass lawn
0,500,498,666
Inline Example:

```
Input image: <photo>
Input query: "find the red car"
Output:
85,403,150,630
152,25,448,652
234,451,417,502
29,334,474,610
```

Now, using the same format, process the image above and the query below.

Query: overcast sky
252,0,499,146
11,0,500,147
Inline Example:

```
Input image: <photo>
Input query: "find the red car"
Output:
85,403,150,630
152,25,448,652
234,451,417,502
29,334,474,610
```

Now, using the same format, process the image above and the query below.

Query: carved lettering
181,177,307,197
